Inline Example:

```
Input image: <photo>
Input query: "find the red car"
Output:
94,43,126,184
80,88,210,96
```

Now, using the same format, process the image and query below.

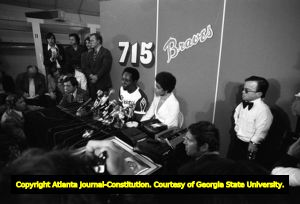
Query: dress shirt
29,78,35,97
92,45,101,61
72,89,78,100
141,92,180,128
74,70,87,91
234,98,273,144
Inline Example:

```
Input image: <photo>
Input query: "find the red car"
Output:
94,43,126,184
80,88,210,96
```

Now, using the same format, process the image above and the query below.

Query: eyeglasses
242,88,257,94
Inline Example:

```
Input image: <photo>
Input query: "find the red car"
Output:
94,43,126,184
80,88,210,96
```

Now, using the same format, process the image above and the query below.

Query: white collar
94,45,102,53
250,97,262,104
73,88,78,98
195,151,220,160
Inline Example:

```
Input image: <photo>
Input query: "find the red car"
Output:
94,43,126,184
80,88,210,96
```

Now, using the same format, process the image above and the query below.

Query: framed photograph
73,136,161,175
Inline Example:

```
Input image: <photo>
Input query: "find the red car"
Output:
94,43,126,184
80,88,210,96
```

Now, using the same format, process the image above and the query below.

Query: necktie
242,101,254,110
93,51,98,61
70,94,74,103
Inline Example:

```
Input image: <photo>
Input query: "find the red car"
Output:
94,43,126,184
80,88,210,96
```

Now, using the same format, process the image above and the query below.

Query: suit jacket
1,109,26,140
16,72,46,96
81,51,91,74
0,72,15,94
178,154,237,175
43,44,65,74
59,87,89,107
64,45,85,74
86,46,112,91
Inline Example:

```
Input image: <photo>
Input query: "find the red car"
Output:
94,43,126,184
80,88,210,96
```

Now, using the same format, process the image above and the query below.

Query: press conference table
24,104,186,167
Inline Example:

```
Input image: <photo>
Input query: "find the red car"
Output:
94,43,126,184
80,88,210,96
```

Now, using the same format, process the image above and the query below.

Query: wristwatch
249,141,258,145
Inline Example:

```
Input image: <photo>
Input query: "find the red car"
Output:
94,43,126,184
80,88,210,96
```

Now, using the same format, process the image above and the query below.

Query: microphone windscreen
109,89,115,95
97,90,103,97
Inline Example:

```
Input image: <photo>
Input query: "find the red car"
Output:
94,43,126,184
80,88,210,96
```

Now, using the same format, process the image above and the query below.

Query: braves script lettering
163,24,213,63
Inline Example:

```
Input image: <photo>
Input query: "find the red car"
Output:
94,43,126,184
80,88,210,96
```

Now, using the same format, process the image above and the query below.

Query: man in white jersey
228,76,273,161
119,67,148,121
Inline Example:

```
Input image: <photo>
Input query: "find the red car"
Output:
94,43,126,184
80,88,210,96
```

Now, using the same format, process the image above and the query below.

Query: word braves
163,24,213,63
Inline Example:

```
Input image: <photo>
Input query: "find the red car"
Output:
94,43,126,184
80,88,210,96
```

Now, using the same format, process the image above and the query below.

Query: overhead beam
26,17,46,75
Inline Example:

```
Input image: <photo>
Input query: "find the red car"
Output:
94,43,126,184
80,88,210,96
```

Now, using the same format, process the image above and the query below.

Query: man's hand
287,137,300,160
49,92,56,100
89,74,98,83
85,140,131,175
23,92,29,98
248,142,258,153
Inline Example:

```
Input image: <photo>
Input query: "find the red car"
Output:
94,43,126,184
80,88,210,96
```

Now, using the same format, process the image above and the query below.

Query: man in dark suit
65,33,85,74
43,32,65,75
59,76,89,107
15,65,46,106
85,33,112,99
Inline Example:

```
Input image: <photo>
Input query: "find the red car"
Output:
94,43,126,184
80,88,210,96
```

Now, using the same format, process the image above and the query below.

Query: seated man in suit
59,76,89,107
15,65,46,107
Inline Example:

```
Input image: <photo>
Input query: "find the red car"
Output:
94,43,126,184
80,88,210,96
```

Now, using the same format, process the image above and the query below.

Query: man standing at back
86,33,112,99
43,32,65,75
64,33,85,74
228,76,273,161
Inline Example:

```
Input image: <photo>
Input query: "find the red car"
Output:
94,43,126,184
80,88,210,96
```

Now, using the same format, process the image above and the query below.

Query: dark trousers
227,134,250,161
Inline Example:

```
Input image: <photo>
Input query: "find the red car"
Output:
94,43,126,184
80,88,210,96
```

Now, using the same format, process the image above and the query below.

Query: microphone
77,98,93,112
97,90,104,97
76,98,93,116
91,89,115,111
105,99,117,111
100,89,115,106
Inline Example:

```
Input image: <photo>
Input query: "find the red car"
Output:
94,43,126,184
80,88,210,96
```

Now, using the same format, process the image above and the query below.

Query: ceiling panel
0,0,104,16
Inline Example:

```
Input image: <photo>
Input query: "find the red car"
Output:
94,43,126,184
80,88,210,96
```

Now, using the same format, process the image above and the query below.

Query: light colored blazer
141,92,180,128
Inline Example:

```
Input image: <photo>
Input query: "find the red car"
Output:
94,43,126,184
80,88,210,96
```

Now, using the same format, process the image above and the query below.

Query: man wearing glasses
228,76,273,161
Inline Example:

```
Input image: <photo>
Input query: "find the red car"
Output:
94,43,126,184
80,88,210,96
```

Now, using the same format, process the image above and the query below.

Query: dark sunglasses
242,88,257,94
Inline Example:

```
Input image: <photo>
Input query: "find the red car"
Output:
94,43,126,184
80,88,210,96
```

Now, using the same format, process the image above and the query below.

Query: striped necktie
93,51,98,61
70,94,74,103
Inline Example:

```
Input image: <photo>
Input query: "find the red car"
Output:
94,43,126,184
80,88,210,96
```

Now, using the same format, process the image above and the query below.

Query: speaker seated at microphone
59,76,89,108
118,67,148,122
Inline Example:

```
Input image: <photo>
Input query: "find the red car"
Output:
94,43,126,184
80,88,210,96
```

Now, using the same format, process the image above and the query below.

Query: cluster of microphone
75,89,135,128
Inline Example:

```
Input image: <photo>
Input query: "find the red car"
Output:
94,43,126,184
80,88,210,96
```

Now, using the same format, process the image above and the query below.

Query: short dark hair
188,121,220,152
5,94,24,109
90,33,103,44
45,32,56,42
122,67,140,82
69,33,80,44
26,65,38,72
155,72,176,93
63,76,78,87
245,76,269,98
